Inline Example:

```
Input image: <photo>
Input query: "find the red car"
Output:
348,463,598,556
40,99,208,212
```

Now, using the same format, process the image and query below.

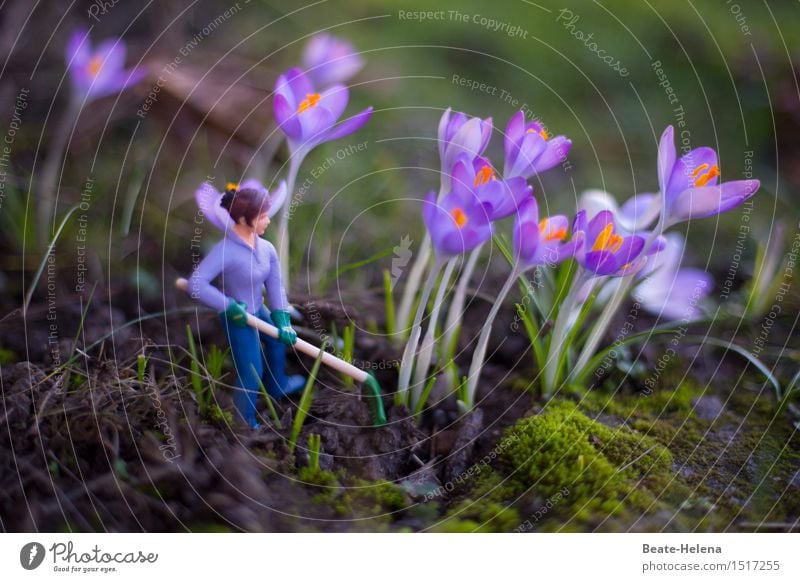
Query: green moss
349,480,408,514
447,400,680,531
435,500,521,532
503,401,672,515
0,347,17,365
579,381,704,419
296,468,410,528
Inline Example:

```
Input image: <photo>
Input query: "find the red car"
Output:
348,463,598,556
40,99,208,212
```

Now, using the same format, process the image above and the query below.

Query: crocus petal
297,106,335,146
95,39,126,75
578,189,618,220
440,222,492,256
274,73,298,109
504,111,526,162
66,29,91,70
282,67,314,103
618,193,660,232
636,268,712,320
514,219,542,264
437,108,452,162
318,84,349,121
480,179,530,221
513,196,540,264
273,93,303,140
445,111,468,143
638,232,683,280
530,136,571,175
584,250,617,275
478,117,493,154
509,132,548,178
572,209,588,235
238,178,263,192
443,117,484,169
669,180,759,223
646,234,668,256
422,191,438,233
657,125,676,196
553,239,579,263
319,106,372,144
449,155,475,195
302,34,364,88
195,183,234,232
613,235,645,270
267,182,288,217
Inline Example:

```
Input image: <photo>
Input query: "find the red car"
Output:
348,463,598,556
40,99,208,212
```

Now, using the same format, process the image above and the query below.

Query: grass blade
289,340,328,455
23,204,80,313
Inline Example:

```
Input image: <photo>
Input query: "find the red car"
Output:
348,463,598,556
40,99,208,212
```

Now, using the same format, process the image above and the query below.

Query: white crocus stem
571,216,666,379
395,233,432,344
464,264,522,409
395,185,450,343
441,242,483,361
276,151,306,286
543,269,588,396
410,257,458,409
37,97,81,251
397,255,445,402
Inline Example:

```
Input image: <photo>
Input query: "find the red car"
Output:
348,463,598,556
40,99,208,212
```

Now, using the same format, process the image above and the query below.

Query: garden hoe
175,277,387,426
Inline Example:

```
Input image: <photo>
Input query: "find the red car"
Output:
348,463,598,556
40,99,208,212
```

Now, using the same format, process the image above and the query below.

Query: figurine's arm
188,243,231,312
264,241,290,312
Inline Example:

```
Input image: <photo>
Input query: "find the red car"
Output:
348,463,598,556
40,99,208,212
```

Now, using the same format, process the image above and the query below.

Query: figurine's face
254,212,270,236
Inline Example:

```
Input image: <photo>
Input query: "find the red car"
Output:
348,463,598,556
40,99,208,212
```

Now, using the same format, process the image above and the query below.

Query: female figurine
188,181,305,428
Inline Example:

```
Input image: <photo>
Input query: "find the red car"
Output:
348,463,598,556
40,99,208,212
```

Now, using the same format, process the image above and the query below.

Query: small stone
692,395,724,420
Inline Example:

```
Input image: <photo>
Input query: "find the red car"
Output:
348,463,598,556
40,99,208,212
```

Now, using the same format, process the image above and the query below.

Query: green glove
222,299,248,328
271,310,297,346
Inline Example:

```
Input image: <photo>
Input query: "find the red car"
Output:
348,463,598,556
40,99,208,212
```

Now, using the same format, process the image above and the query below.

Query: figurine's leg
220,314,262,428
256,306,307,397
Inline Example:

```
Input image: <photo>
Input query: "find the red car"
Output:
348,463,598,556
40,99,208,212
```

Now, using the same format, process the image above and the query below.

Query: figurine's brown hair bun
220,183,270,227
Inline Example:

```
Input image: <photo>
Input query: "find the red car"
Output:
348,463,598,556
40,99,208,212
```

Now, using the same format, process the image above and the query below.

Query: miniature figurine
188,180,305,429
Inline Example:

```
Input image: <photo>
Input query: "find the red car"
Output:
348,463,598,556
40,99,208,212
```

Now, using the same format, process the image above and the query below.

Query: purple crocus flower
273,67,372,152
634,233,712,320
657,126,760,225
449,154,531,221
513,196,576,268
302,33,365,88
195,179,287,232
65,29,146,102
572,210,647,277
438,108,492,191
422,187,493,258
503,111,571,179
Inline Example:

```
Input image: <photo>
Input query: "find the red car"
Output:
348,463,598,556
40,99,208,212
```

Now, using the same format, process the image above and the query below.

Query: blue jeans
219,305,291,427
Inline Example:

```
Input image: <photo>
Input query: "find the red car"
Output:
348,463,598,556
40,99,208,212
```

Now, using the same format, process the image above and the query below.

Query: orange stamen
297,92,321,113
693,164,720,187
474,165,495,187
539,219,566,242
527,127,550,140
88,56,102,76
691,163,709,178
451,207,467,229
592,223,623,253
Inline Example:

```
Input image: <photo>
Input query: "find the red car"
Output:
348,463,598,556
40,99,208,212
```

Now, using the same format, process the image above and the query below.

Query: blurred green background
1,0,797,306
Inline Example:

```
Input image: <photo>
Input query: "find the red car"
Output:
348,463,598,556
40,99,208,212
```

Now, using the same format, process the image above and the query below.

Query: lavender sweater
189,233,289,315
